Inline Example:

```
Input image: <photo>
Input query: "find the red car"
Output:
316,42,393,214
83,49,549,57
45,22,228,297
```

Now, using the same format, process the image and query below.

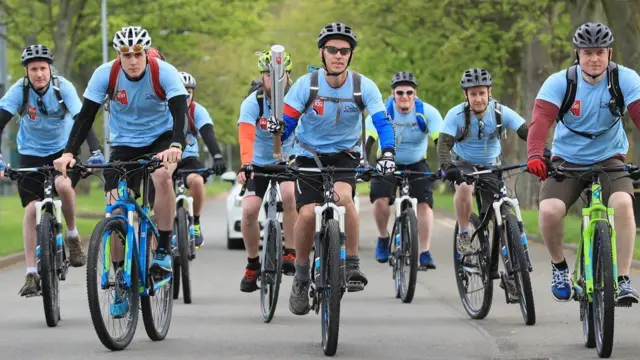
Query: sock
247,256,260,270
294,260,311,282
552,259,568,270
67,228,78,238
194,216,200,225
618,275,630,283
459,227,469,234
346,255,359,266
158,230,172,250
26,267,37,274
284,248,296,256
112,261,124,269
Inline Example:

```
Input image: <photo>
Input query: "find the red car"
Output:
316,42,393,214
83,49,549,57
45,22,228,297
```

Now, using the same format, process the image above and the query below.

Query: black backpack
248,78,265,121
455,99,504,142
556,61,624,139
18,76,68,116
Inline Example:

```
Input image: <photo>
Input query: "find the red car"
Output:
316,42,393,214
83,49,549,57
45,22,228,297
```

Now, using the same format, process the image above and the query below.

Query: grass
0,179,232,257
355,181,640,260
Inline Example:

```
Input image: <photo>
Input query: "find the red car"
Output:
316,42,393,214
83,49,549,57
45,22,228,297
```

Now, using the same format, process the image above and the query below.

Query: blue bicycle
79,157,174,351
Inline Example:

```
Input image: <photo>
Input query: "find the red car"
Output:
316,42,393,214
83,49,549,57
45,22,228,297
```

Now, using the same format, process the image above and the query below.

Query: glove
267,116,284,134
527,156,547,180
443,164,464,185
212,153,227,176
87,150,105,165
376,150,396,175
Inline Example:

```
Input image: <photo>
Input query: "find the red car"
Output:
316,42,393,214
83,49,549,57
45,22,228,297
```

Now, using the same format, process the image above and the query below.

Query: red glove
527,156,547,180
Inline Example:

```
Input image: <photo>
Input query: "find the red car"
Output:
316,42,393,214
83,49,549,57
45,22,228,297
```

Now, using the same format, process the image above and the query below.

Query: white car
221,171,360,250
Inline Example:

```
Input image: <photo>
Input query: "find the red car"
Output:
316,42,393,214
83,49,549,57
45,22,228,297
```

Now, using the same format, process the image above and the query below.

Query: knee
24,201,36,218
335,189,354,208
188,174,204,190
374,198,389,210
610,192,634,218
281,187,296,211
152,169,173,189
297,205,315,222
242,200,261,222
455,183,473,198
539,199,565,224
54,176,73,194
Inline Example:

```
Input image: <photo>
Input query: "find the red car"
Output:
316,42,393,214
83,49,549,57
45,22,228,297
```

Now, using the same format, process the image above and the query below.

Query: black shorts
369,160,434,207
294,152,359,212
453,161,500,214
17,150,81,208
104,131,172,199
245,165,293,199
175,156,208,188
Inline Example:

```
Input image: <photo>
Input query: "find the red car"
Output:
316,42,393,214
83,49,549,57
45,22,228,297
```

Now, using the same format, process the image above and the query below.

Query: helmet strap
321,53,349,77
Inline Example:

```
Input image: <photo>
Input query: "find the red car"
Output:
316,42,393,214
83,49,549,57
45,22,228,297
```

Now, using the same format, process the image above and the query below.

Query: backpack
188,101,197,134
556,61,624,139
247,78,265,121
18,76,68,116
456,99,503,142
384,96,428,133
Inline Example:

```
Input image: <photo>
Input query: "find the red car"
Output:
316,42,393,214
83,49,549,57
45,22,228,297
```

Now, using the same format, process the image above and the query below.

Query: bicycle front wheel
260,219,283,323
176,208,192,304
397,208,418,303
503,212,535,326
321,219,342,356
592,221,615,358
39,212,60,327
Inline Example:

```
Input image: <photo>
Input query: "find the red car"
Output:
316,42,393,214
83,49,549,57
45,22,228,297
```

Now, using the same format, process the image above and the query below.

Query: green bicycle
547,163,639,359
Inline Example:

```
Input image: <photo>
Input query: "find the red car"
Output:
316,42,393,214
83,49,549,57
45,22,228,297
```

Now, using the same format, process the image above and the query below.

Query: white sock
459,227,469,234
67,228,79,238
26,267,37,274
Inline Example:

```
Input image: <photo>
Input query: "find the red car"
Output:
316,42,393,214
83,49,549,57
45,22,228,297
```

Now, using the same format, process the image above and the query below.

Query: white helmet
179,71,196,89
112,26,152,53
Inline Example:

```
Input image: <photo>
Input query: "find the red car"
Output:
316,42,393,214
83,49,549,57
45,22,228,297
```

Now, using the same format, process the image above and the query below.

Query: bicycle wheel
453,213,494,320
141,216,174,342
176,208,192,304
86,218,139,351
580,232,596,348
397,208,418,303
592,221,614,358
260,219,283,323
39,212,60,327
321,219,342,356
503,211,536,326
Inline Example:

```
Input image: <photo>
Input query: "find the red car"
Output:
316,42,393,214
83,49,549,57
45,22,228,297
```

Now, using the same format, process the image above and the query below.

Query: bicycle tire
86,218,139,351
398,208,419,303
592,221,615,358
504,212,536,326
581,233,596,348
321,219,342,356
177,208,192,304
141,216,174,341
39,212,60,327
260,219,283,323
453,213,494,320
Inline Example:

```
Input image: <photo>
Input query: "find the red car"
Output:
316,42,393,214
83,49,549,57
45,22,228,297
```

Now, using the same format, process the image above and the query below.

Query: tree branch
0,31,25,51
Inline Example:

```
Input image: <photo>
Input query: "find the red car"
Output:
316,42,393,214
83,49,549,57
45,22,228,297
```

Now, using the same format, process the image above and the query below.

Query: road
0,196,639,360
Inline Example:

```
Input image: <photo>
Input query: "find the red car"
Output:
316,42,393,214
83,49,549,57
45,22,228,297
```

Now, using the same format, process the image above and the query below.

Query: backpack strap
457,103,472,142
414,98,428,134
147,56,166,101
493,100,504,139
607,62,625,117
107,59,121,101
351,70,365,112
51,76,69,115
188,101,197,134
18,76,68,116
255,87,264,121
19,77,29,116
558,64,578,120
303,70,319,113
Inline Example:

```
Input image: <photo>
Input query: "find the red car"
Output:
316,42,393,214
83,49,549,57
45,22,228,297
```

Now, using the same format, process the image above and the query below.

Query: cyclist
364,71,442,269
53,26,190,279
527,22,640,304
268,22,396,315
237,50,297,293
437,68,528,261
0,44,103,296
177,70,226,248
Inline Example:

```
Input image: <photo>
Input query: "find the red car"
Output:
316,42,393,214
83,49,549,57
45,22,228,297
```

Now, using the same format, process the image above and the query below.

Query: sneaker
551,263,572,302
419,251,436,270
66,235,86,267
375,237,390,263
240,266,260,293
456,231,473,256
289,279,311,315
282,249,296,276
18,272,40,297
110,268,129,319
150,248,172,275
194,224,204,248
616,276,640,306
346,262,368,291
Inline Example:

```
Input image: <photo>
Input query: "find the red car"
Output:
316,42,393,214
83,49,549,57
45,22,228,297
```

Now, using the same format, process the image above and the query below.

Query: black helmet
21,44,54,66
460,68,492,89
573,22,614,48
317,22,357,49
391,71,418,88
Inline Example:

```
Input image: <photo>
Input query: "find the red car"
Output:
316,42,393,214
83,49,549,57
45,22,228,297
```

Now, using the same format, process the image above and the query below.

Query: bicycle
78,157,174,351
545,163,640,358
236,167,287,323
259,163,367,356
5,165,87,327
370,169,443,303
171,167,214,304
450,162,536,326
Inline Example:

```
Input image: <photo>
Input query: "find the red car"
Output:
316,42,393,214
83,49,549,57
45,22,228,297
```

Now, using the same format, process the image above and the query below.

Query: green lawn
0,179,232,257
355,181,640,259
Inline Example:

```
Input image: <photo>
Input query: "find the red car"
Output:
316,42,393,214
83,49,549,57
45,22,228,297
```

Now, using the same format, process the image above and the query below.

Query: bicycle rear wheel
504,212,536,325
176,208,192,304
321,219,342,356
453,213,494,319
39,212,60,327
592,221,614,358
397,208,418,303
260,219,283,323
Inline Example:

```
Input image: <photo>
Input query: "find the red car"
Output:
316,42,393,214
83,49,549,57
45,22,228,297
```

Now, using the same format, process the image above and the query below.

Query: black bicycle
450,162,536,326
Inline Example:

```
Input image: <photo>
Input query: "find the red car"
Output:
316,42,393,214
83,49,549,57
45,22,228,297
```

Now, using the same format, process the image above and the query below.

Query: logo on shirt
116,90,128,105
343,104,360,113
27,106,37,120
570,100,581,117
312,99,325,116
257,117,268,130
145,93,158,101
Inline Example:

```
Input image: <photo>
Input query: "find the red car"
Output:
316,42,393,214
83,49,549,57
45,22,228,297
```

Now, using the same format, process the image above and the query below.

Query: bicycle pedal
347,281,365,292
616,297,637,307
418,265,428,272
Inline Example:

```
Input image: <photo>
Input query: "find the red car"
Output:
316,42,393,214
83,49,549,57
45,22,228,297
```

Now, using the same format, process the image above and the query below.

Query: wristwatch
169,142,183,151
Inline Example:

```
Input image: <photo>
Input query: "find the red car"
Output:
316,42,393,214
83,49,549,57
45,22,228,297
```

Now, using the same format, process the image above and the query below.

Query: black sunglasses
395,90,415,97
323,46,352,56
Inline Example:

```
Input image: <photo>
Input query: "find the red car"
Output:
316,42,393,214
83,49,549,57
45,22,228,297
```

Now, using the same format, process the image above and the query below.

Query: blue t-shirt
237,91,295,166
536,64,640,164
83,59,189,147
183,102,214,159
441,101,525,165
0,76,81,157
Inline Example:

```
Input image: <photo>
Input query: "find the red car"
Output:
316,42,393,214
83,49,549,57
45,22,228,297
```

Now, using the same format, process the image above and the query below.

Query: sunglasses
118,43,145,54
324,46,352,56
395,90,415,97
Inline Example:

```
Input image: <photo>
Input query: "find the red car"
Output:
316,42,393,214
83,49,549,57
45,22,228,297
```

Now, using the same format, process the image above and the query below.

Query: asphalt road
0,196,639,360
